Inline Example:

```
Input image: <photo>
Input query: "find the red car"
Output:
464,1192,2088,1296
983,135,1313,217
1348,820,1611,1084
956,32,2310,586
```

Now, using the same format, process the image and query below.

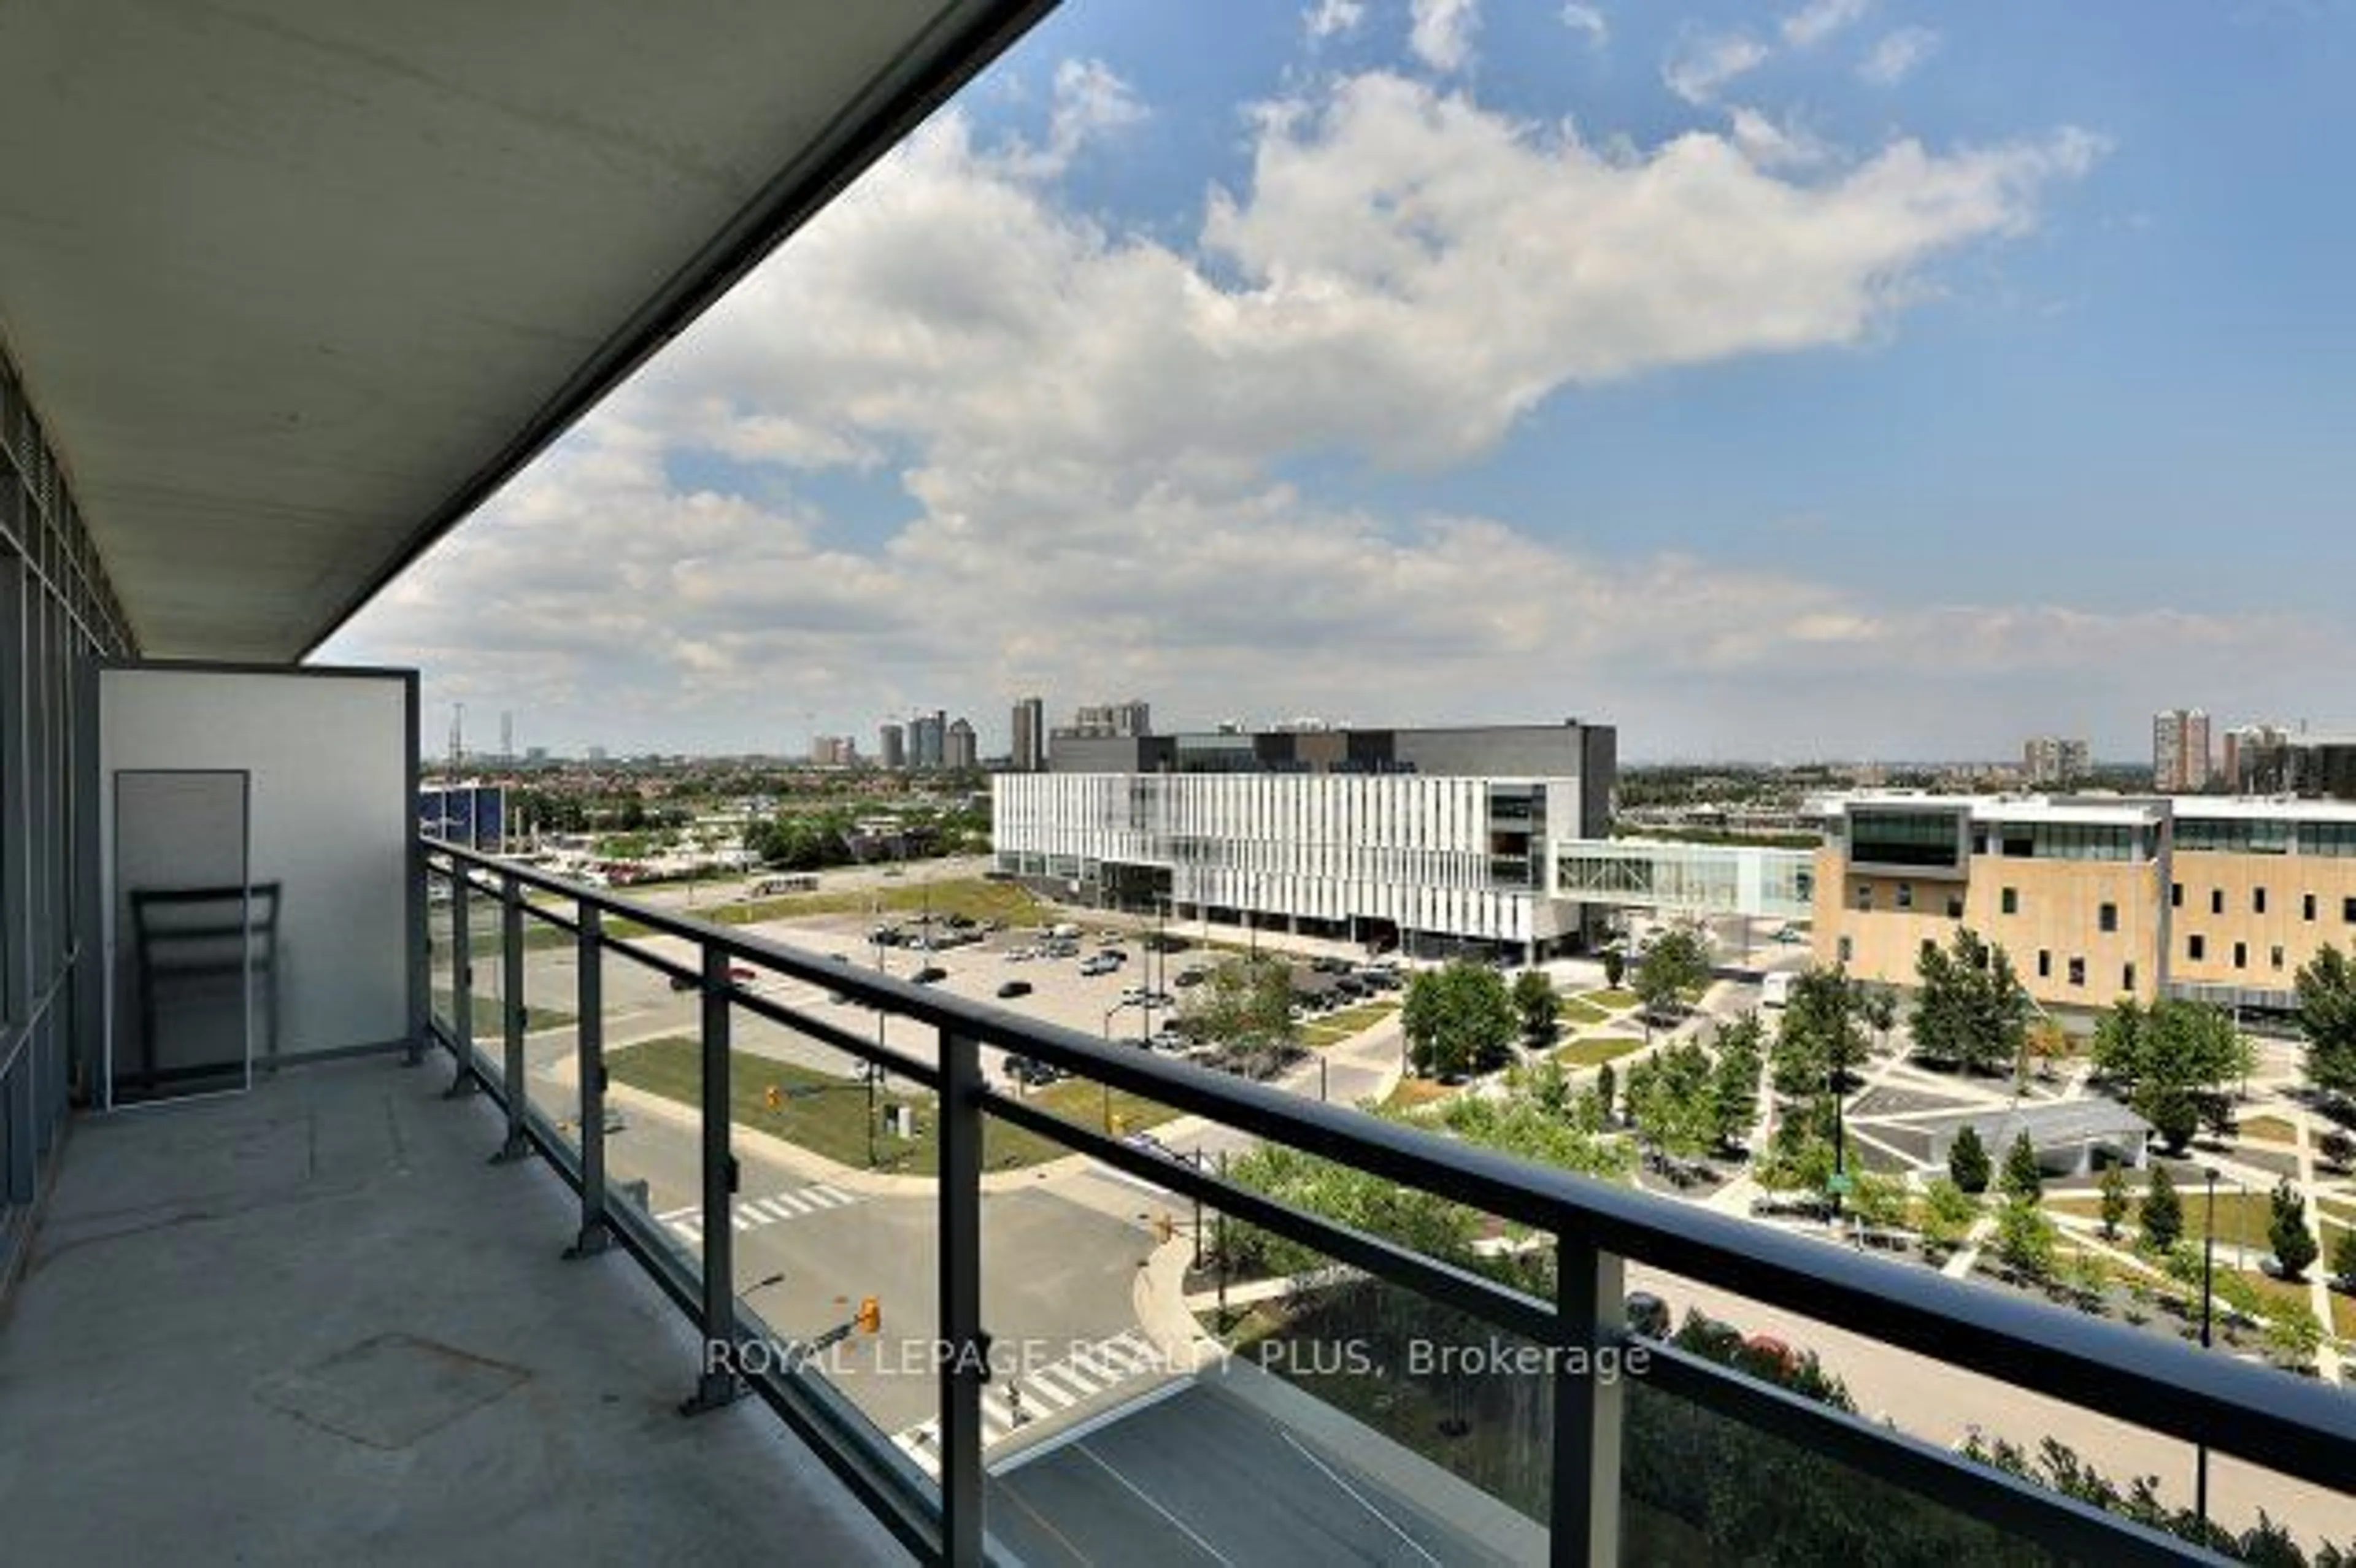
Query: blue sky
324,1,2356,763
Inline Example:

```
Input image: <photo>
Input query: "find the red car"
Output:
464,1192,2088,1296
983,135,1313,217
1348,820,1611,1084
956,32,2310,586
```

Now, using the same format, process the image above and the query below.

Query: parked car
1174,968,1207,988
911,965,947,985
996,979,1033,999
1005,1055,1065,1086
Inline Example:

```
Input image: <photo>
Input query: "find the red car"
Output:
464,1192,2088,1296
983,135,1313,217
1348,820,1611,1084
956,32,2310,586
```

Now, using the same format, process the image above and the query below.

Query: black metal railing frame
422,839,2351,1567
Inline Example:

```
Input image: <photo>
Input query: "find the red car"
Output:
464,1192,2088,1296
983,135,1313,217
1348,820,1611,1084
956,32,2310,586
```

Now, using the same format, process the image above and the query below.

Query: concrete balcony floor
0,1053,910,1566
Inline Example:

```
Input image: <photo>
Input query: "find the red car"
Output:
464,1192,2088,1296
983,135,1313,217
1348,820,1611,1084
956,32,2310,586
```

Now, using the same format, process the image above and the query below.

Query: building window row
2175,820,2356,858
2171,885,2345,924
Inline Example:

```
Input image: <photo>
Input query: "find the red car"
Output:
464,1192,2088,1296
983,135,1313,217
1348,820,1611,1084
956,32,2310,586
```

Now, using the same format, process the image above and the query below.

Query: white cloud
1409,0,1481,74
1561,4,1609,49
1860,26,1941,86
1663,29,1770,105
323,62,2131,758
1727,106,1833,169
1781,0,1874,48
1304,0,1363,41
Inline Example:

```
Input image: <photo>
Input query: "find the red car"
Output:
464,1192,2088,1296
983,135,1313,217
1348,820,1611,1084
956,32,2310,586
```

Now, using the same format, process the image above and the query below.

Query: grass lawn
2233,1269,2320,1322
1579,988,1639,1012
703,878,1041,929
1555,1035,1644,1067
1300,1001,1398,1048
606,1035,1174,1175
1381,1078,1457,1113
1556,996,1609,1027
432,988,576,1032
2317,1196,2356,1228
2238,1113,2299,1145
2050,1188,2276,1253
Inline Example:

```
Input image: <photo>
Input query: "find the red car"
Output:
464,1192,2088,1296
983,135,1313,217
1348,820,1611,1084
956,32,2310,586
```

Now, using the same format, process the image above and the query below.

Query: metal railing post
938,1027,985,1567
1552,1233,1625,1567
565,904,613,1258
491,871,531,1162
442,871,477,1097
682,943,741,1414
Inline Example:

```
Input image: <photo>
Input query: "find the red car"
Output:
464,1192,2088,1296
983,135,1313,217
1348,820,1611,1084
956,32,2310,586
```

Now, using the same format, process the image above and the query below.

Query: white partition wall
96,665,419,1102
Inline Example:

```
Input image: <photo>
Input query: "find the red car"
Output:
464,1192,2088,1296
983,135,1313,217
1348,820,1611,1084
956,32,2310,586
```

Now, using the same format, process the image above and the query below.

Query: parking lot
699,908,1399,1087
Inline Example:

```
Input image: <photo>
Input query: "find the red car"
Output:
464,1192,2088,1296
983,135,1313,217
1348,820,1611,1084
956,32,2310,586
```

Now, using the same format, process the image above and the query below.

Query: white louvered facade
993,771,1598,953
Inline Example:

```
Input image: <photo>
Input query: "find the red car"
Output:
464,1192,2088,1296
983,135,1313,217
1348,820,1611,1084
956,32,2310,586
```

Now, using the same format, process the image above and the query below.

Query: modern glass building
995,721,1617,959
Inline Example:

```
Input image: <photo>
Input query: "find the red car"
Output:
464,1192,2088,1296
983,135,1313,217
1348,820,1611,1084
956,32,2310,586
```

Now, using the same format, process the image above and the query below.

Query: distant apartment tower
878,723,906,771
1063,699,1151,739
945,717,977,771
2154,709,2212,793
810,735,857,767
2224,724,2295,794
2022,736,2090,788
1011,695,1045,772
906,710,948,769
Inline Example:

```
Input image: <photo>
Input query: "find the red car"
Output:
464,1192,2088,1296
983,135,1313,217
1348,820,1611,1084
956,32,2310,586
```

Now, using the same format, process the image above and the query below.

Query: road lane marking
1074,1443,1235,1566
1277,1431,1442,1566
655,1185,860,1245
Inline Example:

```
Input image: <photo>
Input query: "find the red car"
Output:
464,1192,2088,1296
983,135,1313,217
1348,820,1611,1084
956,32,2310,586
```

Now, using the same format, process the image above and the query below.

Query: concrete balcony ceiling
0,0,1049,659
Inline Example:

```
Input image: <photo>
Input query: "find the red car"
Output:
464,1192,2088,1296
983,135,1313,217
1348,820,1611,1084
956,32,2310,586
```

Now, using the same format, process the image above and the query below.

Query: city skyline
318,1,2356,761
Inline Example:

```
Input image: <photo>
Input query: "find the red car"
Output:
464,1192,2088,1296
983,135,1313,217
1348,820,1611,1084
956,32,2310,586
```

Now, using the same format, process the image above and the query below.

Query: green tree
1514,1054,1574,1116
1859,983,1898,1054
2098,1164,2130,1241
2091,997,2241,1155
1634,928,1710,1026
1849,1170,1909,1234
1773,965,1868,1095
1183,955,1297,1053
1630,1038,1719,1158
2269,1179,2319,1281
1910,928,2030,1076
1710,1014,1765,1153
2296,942,2356,1101
1601,945,1626,990
1511,969,1562,1053
1595,1059,1617,1123
2331,1225,2356,1286
2000,1129,2044,1204
1401,961,1516,1079
1993,1199,2057,1281
1947,1123,1992,1195
1918,1177,1979,1253
2141,1163,2184,1253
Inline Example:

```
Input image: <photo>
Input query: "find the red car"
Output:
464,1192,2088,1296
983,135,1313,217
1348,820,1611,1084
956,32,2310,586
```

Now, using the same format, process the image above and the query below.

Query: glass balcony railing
422,838,2356,1566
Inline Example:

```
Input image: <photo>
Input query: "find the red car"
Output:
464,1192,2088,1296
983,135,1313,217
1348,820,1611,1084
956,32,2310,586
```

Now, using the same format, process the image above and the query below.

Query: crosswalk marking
1027,1369,1081,1409
652,1184,862,1246
1037,1362,1096,1399
888,1330,1172,1477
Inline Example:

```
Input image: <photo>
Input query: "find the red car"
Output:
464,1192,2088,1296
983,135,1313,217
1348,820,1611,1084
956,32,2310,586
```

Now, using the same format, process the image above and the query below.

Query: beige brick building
1811,794,2356,1011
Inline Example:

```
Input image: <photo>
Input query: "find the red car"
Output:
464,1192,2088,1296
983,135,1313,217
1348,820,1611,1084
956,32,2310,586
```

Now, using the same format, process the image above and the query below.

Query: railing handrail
424,838,2356,1501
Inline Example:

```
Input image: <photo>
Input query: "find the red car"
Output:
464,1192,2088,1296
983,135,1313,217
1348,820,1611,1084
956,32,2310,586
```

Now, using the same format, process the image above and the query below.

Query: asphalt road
515,1054,1156,1439
987,1383,1523,1567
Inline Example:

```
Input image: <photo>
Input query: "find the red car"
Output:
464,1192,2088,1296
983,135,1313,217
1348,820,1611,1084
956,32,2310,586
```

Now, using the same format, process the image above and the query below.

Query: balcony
22,841,2342,1562
3,7,2354,1561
